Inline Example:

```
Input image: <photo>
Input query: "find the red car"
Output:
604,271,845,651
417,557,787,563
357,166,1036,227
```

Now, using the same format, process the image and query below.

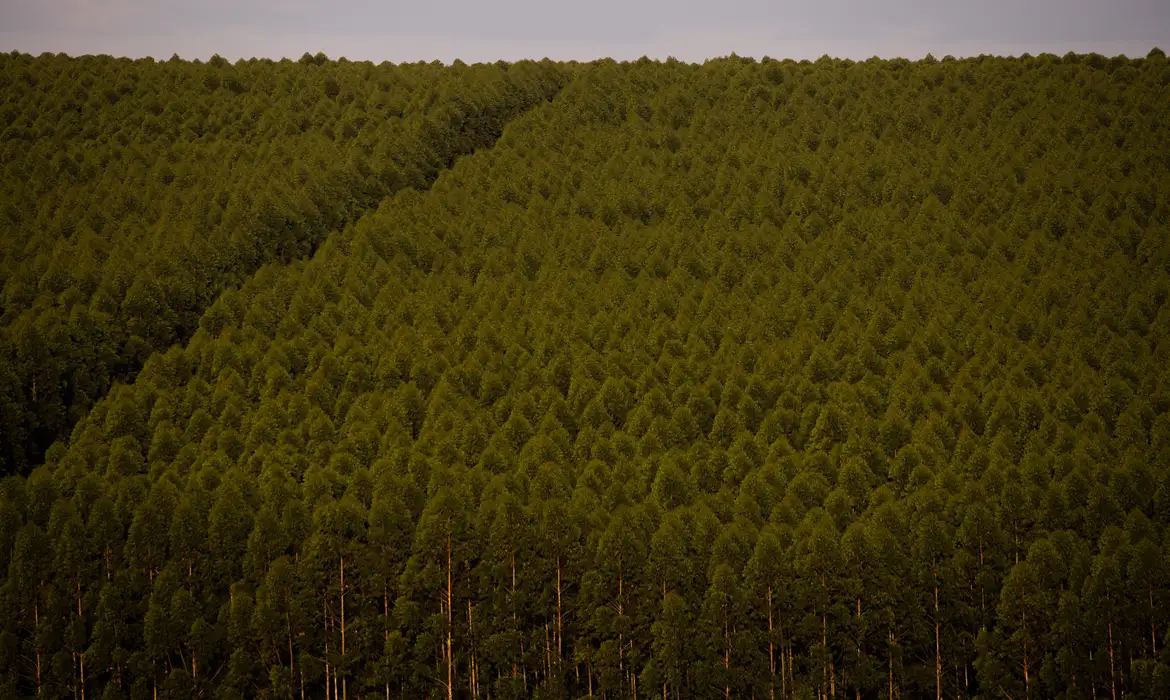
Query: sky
1,0,1167,64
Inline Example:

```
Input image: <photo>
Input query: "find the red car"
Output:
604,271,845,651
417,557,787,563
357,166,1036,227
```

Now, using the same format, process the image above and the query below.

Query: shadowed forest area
0,51,568,470
1,49,1169,700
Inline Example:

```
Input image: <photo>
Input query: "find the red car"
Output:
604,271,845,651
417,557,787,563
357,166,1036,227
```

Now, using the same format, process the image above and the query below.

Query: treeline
0,51,568,471
1,50,1170,700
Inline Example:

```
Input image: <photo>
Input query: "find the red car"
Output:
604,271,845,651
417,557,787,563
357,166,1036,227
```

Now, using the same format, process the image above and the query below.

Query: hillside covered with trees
0,52,568,471
1,49,1169,700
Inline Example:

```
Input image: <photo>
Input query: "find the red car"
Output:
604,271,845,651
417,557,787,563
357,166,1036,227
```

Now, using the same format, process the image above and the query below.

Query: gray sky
1,0,1167,63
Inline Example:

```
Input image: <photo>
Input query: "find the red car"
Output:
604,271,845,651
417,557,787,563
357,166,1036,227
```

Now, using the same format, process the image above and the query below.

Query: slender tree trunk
934,579,942,700
822,612,828,700
768,587,776,700
511,549,519,682
618,568,624,680
888,629,894,700
286,609,295,700
1023,637,1029,700
78,582,86,700
1149,585,1157,658
978,542,985,615
777,612,788,700
724,613,731,699
557,556,564,664
468,599,479,700
543,623,550,678
1108,621,1117,700
340,556,347,700
447,535,455,700
855,596,862,700
390,589,395,700
34,601,42,697
780,636,787,700
324,595,332,700
1087,648,1096,700
788,644,794,699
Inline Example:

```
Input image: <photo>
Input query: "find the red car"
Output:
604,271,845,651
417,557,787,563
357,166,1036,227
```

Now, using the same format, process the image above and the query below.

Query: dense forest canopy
0,51,568,470
1,48,1169,700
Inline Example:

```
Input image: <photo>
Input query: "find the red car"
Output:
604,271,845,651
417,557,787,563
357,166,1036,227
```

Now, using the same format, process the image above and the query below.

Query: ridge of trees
1,50,1169,699
0,51,569,471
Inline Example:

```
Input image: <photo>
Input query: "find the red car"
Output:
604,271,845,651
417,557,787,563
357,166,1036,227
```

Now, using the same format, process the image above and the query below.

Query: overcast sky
1,0,1167,64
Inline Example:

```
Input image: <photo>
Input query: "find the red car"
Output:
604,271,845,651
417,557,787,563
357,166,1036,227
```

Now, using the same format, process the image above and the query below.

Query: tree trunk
788,644,794,700
724,613,731,699
855,596,861,700
768,587,775,700
1022,637,1029,700
888,629,894,700
978,541,985,615
324,595,332,700
447,535,455,700
618,568,624,680
1150,585,1158,658
340,556,347,700
385,588,391,700
511,549,520,682
557,556,564,665
284,608,294,700
467,600,476,700
78,582,86,700
934,580,941,700
822,613,828,700
35,601,42,697
1108,621,1117,700
545,623,552,679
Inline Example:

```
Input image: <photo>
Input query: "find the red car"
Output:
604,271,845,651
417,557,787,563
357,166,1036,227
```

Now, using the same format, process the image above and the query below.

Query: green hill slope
0,52,567,471
1,51,1170,699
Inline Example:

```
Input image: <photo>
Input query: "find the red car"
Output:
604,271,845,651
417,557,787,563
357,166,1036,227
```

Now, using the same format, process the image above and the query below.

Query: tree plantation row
1,50,1170,699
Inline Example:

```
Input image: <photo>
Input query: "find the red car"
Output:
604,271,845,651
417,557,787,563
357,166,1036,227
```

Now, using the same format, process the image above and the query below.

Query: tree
650,592,690,699
7,523,51,695
303,494,367,700
408,481,472,700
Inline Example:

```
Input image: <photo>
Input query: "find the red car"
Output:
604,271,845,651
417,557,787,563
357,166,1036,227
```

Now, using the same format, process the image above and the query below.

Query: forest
1,48,1169,700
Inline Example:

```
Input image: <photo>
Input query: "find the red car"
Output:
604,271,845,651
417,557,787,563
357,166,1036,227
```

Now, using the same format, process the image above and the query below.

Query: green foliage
0,52,568,470
2,50,1170,699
